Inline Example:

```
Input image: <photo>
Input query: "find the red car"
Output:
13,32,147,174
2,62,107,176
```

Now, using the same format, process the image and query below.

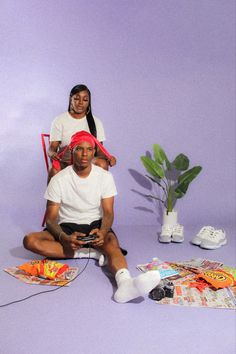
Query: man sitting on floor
23,131,160,303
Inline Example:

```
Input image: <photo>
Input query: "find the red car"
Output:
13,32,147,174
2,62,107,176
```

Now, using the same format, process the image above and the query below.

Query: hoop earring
87,106,91,114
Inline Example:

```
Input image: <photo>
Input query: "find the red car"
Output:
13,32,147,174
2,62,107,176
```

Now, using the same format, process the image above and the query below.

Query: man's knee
23,234,32,250
102,233,121,253
23,233,38,251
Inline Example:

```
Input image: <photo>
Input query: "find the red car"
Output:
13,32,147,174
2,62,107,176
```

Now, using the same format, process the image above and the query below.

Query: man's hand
59,229,107,250
89,228,106,247
60,232,89,251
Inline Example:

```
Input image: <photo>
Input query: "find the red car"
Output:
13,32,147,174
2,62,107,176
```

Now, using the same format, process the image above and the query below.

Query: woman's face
70,90,90,115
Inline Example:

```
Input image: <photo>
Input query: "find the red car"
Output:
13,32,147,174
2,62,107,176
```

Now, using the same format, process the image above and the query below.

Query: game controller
77,234,97,244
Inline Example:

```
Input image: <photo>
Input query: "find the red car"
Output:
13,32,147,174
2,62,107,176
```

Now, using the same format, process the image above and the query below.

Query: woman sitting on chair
47,84,116,182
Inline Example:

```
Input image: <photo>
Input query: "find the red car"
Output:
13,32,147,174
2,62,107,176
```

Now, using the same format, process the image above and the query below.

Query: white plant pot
163,210,178,226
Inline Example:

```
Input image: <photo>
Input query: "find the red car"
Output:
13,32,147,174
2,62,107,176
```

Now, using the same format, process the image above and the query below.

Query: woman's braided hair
68,84,97,138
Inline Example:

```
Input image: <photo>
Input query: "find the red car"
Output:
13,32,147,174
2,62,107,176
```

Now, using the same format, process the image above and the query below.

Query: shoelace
198,227,214,237
204,230,224,241
163,225,173,231
173,224,183,233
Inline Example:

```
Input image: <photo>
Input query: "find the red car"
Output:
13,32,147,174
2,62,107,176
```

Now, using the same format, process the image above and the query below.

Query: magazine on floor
137,257,236,310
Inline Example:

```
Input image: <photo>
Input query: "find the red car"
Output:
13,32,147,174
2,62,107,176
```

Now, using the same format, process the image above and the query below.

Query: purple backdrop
0,0,235,229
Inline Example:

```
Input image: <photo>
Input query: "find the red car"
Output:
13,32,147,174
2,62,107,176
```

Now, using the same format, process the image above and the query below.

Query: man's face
70,90,90,115
73,141,95,169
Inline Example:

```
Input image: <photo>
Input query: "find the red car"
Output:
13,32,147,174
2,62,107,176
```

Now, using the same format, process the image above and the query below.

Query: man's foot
74,248,107,266
114,269,160,303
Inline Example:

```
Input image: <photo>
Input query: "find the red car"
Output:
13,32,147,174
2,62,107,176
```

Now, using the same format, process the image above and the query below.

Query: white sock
98,254,107,267
114,269,161,303
74,248,107,266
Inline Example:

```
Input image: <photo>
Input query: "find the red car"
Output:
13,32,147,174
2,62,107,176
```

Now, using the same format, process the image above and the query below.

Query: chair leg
42,211,46,227
41,133,50,226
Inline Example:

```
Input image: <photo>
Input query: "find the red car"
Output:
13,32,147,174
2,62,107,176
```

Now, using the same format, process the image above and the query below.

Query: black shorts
44,219,127,255
44,219,113,235
59,219,115,236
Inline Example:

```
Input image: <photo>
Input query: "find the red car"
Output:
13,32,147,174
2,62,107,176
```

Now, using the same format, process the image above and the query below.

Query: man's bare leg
23,231,73,258
23,231,105,262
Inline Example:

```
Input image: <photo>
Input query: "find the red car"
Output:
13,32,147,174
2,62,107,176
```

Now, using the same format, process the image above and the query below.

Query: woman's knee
47,167,59,184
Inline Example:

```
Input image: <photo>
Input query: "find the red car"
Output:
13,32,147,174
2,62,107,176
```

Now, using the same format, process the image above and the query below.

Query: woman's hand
49,151,61,161
108,155,117,167
48,141,61,161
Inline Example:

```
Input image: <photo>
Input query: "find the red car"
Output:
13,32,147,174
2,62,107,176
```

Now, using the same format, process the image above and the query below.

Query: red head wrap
52,131,112,171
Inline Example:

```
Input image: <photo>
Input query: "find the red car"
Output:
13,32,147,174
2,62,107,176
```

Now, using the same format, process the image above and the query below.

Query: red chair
41,133,50,172
41,134,50,226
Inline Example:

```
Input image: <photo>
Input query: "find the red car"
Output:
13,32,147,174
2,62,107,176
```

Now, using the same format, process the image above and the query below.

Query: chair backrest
41,133,50,172
41,133,50,227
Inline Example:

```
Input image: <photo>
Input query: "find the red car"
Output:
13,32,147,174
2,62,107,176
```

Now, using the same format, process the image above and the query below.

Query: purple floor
0,223,235,354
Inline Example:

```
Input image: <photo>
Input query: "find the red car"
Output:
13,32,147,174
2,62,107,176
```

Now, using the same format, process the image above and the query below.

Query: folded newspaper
4,260,79,286
137,258,236,310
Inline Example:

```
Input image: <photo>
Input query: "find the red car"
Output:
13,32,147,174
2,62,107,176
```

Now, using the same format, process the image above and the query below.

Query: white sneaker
159,224,172,243
200,229,227,250
192,226,215,246
172,224,184,243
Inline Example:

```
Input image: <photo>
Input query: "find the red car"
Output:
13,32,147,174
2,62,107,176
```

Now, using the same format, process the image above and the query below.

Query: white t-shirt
50,112,106,148
44,165,117,224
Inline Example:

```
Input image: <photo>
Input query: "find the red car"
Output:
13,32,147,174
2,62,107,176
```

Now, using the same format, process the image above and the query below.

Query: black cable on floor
0,249,91,308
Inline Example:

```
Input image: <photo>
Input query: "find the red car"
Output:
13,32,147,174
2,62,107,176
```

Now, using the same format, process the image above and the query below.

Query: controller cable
0,247,91,308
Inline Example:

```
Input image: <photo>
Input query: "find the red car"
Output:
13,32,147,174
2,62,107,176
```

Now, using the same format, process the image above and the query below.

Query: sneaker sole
159,237,171,243
200,239,227,250
191,239,202,246
172,238,184,243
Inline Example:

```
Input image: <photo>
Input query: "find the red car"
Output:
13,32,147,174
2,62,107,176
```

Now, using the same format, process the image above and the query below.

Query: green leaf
173,154,189,171
153,144,171,170
175,166,202,198
140,156,165,178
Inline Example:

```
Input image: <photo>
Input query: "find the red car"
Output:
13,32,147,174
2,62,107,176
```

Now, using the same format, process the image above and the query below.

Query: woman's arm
96,145,117,167
48,141,61,161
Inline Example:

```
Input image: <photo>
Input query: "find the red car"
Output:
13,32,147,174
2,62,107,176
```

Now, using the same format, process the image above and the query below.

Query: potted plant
140,144,202,225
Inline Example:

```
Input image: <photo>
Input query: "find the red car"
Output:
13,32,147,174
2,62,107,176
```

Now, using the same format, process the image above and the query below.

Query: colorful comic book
136,258,179,279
